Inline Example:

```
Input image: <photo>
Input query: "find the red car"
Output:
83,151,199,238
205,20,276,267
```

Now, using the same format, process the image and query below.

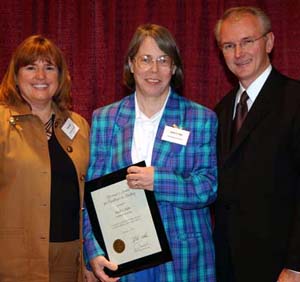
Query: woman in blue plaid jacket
83,23,218,282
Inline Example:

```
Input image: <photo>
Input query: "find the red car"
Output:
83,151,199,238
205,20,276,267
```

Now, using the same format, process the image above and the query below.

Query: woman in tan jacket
0,35,91,282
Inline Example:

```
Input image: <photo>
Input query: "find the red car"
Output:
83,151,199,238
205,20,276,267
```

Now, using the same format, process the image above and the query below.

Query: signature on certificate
132,232,150,252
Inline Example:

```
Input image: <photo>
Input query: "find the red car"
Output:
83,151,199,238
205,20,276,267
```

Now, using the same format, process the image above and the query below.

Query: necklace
44,115,54,140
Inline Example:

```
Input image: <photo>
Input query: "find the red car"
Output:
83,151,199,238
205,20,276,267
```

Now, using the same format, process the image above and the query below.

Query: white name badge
161,125,190,146
61,118,79,140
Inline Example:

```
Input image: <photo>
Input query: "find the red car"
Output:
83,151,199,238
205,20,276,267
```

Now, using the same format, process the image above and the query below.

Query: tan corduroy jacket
0,102,90,282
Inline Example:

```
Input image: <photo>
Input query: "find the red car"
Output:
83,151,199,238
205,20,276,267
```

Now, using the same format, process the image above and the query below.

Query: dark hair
123,23,183,90
215,6,272,43
0,35,71,110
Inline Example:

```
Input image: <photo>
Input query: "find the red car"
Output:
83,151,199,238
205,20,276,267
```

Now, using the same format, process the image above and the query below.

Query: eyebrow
221,35,256,44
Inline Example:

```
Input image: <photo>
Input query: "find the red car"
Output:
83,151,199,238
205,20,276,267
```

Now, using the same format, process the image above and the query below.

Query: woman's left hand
126,166,154,191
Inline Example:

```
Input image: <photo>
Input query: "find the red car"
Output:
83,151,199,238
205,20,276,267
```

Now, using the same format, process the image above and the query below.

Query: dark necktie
232,91,249,144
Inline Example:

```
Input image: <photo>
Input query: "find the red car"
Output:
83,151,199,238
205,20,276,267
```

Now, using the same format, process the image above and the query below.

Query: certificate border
84,161,172,277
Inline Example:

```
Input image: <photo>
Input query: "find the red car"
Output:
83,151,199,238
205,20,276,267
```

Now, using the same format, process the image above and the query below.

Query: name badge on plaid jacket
161,125,190,146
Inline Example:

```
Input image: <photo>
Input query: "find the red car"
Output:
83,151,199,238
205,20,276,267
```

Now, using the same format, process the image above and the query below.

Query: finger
96,269,118,282
128,179,139,189
126,176,136,188
134,180,139,188
105,261,118,271
126,173,138,182
127,166,140,174
90,257,118,282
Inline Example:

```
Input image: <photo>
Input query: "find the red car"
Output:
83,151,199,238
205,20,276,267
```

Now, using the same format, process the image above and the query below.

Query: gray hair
215,6,272,43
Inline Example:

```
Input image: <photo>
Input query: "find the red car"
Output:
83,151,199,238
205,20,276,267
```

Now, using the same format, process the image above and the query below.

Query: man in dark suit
213,6,300,282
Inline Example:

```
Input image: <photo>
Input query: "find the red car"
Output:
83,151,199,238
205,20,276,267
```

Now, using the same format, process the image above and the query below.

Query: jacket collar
223,68,284,162
9,101,69,122
112,90,184,167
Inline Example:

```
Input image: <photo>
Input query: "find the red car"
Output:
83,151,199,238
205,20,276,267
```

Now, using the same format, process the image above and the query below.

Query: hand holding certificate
84,161,172,277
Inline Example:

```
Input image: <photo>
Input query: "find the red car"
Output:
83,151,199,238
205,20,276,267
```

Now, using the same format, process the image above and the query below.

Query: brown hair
215,6,272,43
123,23,183,90
0,35,71,110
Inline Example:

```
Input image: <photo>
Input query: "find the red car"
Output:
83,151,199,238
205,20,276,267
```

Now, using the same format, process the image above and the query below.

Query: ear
266,32,275,54
172,65,177,75
128,58,134,73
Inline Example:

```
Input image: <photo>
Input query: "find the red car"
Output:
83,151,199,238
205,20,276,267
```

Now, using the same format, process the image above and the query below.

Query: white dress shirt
233,64,272,119
131,90,170,166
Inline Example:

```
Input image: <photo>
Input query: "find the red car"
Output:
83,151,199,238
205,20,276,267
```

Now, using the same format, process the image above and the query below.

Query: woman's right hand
84,266,99,282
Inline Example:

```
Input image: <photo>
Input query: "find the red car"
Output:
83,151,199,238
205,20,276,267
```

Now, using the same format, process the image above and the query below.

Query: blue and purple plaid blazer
83,90,217,281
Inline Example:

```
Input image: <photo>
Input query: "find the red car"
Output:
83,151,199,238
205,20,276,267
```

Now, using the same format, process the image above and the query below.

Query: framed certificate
84,161,172,277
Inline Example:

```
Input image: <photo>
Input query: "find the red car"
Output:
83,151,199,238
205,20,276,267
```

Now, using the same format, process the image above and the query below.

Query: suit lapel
215,85,237,167
226,69,283,159
152,92,184,166
113,95,135,168
219,89,236,161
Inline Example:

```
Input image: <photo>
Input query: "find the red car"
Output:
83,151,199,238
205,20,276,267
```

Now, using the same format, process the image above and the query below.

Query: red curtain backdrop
1,0,300,122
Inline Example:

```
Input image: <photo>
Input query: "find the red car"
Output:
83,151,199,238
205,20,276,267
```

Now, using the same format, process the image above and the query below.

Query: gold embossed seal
113,239,125,253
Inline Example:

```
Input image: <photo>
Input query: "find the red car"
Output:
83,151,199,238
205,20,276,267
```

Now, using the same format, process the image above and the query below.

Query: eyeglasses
134,55,172,70
220,32,269,53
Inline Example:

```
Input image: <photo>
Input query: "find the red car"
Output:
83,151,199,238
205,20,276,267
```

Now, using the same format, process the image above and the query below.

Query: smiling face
129,36,175,100
219,13,274,88
17,59,59,108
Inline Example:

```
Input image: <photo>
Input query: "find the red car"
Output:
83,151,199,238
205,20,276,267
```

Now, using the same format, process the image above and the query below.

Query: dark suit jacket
214,68,300,282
